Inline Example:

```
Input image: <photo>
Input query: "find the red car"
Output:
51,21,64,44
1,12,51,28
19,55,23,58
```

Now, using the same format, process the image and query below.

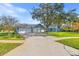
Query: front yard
57,38,79,49
48,32,79,37
48,32,79,49
0,43,21,55
0,32,24,55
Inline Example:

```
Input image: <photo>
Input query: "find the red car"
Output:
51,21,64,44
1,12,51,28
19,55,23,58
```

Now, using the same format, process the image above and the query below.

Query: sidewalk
59,37,79,40
0,40,24,43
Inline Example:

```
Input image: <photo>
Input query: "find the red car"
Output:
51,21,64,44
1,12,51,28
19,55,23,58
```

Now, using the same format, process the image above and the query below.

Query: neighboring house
61,24,72,30
61,22,79,31
72,22,79,30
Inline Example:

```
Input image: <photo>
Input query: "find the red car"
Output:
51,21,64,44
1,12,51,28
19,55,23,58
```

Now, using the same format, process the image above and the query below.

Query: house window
49,28,53,32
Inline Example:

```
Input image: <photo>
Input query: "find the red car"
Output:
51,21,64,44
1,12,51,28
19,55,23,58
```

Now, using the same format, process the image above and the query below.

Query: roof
16,24,31,29
16,24,44,29
33,24,44,29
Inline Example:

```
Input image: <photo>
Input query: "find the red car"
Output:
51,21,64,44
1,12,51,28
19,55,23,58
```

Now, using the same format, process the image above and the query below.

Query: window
49,28,53,32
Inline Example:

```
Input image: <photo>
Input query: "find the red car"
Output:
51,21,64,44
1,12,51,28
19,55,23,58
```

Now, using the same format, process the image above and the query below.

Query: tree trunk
45,26,49,34
57,25,61,32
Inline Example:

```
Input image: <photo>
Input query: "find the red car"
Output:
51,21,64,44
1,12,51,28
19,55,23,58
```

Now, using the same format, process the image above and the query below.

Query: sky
0,3,79,24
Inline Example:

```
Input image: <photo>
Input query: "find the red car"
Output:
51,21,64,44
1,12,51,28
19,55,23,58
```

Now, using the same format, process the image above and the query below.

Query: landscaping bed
48,32,79,37
0,43,21,55
57,38,79,49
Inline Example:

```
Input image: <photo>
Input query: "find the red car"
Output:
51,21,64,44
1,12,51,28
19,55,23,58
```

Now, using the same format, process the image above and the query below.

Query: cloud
3,3,27,13
0,3,39,24
3,3,13,7
0,3,30,23
16,7,27,13
0,3,27,17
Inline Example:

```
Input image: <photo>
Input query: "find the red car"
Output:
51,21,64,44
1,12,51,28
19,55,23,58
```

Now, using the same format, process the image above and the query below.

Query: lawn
48,32,79,37
0,32,24,55
57,38,79,49
0,43,21,55
0,32,24,40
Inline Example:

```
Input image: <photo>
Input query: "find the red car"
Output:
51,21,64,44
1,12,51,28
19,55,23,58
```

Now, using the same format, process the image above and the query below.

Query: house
61,24,72,31
33,24,45,32
16,23,61,34
16,24,32,34
16,24,45,34
72,22,79,30
60,22,79,31
48,24,60,32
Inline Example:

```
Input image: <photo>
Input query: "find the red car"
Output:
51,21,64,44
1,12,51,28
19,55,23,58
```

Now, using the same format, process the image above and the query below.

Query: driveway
4,36,70,56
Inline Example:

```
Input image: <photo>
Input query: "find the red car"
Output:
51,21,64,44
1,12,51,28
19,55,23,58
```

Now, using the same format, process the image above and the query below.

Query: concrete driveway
4,36,70,56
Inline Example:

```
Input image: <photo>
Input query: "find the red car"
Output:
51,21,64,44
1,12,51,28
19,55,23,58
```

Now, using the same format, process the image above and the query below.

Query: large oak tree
32,3,64,32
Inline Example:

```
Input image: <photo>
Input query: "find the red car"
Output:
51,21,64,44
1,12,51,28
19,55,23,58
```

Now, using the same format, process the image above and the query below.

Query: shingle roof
33,24,44,29
16,24,44,29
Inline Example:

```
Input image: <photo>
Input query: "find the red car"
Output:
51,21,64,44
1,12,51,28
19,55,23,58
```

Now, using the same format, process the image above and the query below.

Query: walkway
0,40,24,43
5,36,70,56
59,37,79,40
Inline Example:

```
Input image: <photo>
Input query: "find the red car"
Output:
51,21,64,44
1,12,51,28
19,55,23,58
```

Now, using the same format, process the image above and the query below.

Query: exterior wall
48,25,60,32
16,28,32,34
72,22,79,30
16,24,61,33
16,27,45,33
61,22,79,31
33,28,45,33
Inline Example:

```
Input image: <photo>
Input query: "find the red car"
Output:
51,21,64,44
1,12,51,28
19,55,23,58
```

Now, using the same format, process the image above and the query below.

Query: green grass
48,32,79,37
0,32,24,40
57,38,79,49
0,43,21,55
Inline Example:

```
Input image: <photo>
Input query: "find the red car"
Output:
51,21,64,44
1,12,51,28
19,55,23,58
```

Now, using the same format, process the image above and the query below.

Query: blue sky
0,3,79,24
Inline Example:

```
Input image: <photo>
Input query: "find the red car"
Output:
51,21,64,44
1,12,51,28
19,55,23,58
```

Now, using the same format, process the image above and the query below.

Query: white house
16,24,45,34
48,24,61,32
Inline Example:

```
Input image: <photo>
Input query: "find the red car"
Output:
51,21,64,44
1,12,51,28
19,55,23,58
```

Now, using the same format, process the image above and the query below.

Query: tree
0,16,18,32
65,9,77,22
32,3,65,32
32,3,78,32
64,9,78,32
53,3,65,31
